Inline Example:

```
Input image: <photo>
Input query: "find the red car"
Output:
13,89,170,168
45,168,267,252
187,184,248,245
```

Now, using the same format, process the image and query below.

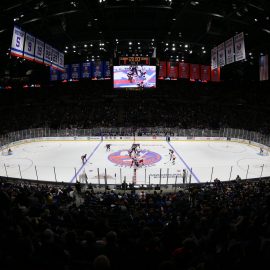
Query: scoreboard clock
119,56,150,65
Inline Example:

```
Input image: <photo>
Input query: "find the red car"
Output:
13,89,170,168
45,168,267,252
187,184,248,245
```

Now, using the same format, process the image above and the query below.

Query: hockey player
182,169,187,184
260,147,264,155
8,148,12,155
106,144,111,151
81,154,87,164
171,154,176,165
131,144,137,155
138,66,146,78
127,66,138,83
169,149,174,161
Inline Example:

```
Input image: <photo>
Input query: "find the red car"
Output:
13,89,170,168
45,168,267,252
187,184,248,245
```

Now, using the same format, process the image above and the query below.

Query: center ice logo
108,149,161,167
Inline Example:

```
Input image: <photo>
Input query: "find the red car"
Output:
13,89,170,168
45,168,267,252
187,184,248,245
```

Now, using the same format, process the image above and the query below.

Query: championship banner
60,64,70,80
50,66,59,81
200,65,211,81
179,62,189,79
51,48,59,69
211,67,220,82
71,64,80,79
217,42,225,67
158,61,167,79
10,26,25,57
190,64,200,80
34,39,44,64
211,47,218,69
225,37,234,65
81,62,92,79
44,43,52,65
58,52,64,71
167,61,178,78
23,33,35,61
92,60,103,79
259,54,269,81
234,32,246,62
103,60,111,78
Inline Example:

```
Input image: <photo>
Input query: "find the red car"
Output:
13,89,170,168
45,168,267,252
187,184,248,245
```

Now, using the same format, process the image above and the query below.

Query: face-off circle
108,149,161,167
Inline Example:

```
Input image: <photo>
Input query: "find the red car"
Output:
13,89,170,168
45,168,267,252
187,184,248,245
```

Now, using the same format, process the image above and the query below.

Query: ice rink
1,139,270,185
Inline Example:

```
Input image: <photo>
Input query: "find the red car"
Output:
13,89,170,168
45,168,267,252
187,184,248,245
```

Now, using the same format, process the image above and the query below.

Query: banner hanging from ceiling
225,37,234,65
158,61,167,78
23,33,35,61
190,64,200,80
178,62,189,79
103,60,111,78
234,32,246,62
167,61,179,78
60,65,70,80
81,62,92,79
200,65,211,81
211,47,218,70
34,38,44,64
11,26,25,57
217,42,225,67
44,43,52,65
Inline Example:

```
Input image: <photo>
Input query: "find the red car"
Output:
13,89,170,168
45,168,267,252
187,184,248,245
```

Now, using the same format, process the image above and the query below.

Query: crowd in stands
1,79,270,269
1,178,270,270
0,79,270,134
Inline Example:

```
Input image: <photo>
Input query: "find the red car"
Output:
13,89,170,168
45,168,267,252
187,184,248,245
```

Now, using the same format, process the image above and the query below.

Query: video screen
113,65,156,88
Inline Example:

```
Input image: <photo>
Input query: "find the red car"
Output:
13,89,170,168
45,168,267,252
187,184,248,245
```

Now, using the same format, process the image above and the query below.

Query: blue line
167,141,201,183
70,140,103,183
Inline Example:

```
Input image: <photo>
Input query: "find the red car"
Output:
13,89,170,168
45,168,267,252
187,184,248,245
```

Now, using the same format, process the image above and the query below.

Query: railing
1,127,270,146
0,127,270,186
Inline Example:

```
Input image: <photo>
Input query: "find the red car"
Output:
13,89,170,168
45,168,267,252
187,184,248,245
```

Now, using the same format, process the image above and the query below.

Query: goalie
8,148,12,155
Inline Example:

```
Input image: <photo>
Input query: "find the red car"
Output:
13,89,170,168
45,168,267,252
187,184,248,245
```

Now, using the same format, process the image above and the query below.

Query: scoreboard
119,56,150,65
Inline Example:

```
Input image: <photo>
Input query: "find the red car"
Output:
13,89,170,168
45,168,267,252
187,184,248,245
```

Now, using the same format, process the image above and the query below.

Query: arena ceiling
0,0,270,64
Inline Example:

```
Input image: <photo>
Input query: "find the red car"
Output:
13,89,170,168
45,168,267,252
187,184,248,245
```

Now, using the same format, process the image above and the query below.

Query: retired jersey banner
23,33,35,61
201,65,211,81
211,47,218,69
58,52,64,71
44,43,52,65
217,42,225,67
234,32,246,62
71,64,80,79
167,61,178,78
211,68,220,82
51,48,59,69
259,54,269,81
50,67,59,81
34,39,44,64
225,37,234,65
11,26,25,57
92,60,103,79
158,61,167,78
103,60,111,78
179,62,189,79
60,65,70,80
190,64,200,80
81,62,92,79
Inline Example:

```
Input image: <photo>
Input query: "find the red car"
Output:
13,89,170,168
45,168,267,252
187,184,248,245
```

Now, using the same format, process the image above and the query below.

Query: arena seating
1,79,270,269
